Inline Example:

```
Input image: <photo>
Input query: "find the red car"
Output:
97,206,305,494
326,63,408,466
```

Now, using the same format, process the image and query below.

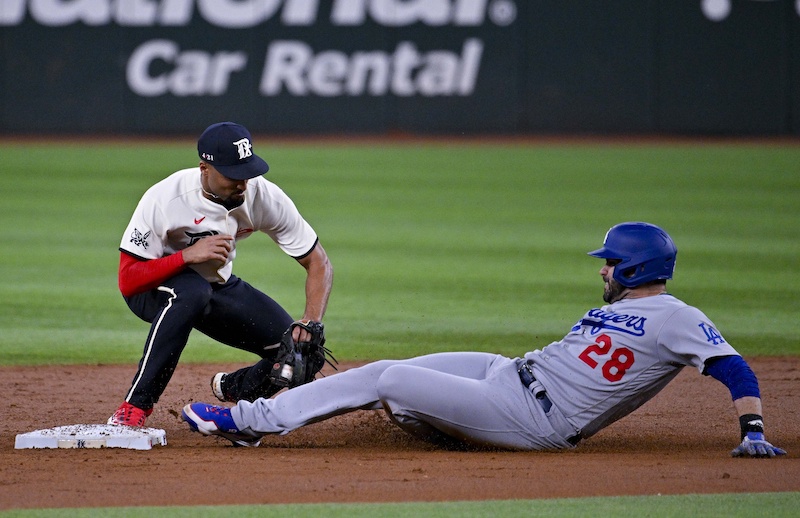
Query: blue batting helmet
588,222,677,288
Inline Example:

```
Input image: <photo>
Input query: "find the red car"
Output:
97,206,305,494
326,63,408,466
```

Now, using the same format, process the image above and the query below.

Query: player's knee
376,364,416,411
376,364,402,395
377,368,449,444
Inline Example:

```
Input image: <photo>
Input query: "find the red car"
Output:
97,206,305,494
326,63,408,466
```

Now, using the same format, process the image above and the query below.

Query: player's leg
376,356,563,450
232,352,498,434
192,275,293,401
195,275,292,353
122,270,214,410
233,358,394,432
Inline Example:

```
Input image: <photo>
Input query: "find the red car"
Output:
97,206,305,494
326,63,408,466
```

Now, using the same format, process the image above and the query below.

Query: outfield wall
1,0,797,135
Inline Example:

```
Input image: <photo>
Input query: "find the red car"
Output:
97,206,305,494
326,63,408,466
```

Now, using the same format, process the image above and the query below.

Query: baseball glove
269,320,337,389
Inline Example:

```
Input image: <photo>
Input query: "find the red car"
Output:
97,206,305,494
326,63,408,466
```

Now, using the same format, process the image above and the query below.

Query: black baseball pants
123,269,294,409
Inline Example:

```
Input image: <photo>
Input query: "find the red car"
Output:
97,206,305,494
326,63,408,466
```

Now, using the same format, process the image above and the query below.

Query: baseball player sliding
108,122,332,427
183,222,784,457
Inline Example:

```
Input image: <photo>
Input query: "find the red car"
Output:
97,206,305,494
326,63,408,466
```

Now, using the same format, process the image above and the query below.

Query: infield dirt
2,357,798,510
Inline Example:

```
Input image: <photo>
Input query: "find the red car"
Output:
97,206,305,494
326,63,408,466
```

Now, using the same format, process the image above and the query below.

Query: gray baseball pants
233,352,578,450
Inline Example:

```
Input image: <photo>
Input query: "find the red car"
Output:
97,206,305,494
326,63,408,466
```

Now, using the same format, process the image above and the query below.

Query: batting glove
731,432,787,458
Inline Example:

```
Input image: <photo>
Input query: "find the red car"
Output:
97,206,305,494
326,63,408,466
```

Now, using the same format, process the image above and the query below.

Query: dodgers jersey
526,294,739,439
120,168,318,284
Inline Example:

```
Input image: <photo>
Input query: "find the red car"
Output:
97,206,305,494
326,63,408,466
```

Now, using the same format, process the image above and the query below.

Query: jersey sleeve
118,251,186,297
657,306,741,373
119,187,166,260
249,178,318,258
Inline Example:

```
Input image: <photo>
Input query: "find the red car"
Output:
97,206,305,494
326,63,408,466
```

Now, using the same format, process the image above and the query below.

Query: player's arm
118,251,186,297
704,355,786,458
292,241,333,343
118,234,233,297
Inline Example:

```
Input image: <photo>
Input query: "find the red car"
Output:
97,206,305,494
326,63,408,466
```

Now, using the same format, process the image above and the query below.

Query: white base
15,424,167,450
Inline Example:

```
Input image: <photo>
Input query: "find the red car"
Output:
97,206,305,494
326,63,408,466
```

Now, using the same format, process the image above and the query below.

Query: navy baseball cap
197,122,269,180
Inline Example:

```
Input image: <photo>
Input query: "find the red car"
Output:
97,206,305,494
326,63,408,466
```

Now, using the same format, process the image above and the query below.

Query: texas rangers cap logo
197,122,269,181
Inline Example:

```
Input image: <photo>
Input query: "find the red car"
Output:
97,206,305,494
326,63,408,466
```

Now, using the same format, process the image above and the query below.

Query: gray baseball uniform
232,293,739,450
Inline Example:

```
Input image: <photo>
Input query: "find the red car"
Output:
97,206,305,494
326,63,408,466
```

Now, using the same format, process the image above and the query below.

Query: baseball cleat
107,402,152,427
210,372,229,402
182,402,262,447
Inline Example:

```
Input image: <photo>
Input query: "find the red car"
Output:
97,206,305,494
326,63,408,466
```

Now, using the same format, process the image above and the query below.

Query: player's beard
603,276,627,303
220,194,245,210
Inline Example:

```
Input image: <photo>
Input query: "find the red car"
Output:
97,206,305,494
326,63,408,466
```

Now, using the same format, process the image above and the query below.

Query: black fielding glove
269,321,337,389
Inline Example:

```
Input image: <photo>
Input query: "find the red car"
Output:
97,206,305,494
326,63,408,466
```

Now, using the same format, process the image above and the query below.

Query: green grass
1,141,798,364
1,493,798,517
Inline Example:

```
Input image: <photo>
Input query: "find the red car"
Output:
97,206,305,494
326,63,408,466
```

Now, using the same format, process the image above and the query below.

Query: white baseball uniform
118,167,320,409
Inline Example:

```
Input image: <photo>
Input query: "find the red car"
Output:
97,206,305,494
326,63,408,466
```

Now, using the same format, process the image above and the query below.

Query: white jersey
119,168,318,283
525,294,739,439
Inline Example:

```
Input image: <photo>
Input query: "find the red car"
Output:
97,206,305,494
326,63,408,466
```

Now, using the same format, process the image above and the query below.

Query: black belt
517,363,582,446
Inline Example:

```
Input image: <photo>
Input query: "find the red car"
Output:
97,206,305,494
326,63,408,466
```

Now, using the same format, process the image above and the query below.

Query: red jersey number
578,333,635,382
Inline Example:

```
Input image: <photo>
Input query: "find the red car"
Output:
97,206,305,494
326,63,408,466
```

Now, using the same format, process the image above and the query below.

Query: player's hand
291,319,318,343
731,432,786,458
182,234,233,266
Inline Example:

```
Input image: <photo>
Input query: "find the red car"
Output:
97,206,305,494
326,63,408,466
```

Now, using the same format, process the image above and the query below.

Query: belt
517,363,582,446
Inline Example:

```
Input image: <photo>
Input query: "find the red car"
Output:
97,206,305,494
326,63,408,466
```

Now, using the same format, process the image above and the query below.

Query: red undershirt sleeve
118,251,187,297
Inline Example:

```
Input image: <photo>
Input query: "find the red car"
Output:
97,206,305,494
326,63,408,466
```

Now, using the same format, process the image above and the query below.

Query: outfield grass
1,140,797,364
1,140,798,514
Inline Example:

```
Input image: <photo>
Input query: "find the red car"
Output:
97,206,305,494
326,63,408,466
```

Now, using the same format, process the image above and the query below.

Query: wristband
739,413,764,440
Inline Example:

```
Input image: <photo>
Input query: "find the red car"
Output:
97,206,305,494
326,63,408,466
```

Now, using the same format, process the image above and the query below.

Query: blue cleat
182,402,262,447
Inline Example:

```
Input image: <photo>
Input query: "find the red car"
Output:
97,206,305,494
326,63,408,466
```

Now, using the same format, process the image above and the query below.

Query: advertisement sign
1,0,796,134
